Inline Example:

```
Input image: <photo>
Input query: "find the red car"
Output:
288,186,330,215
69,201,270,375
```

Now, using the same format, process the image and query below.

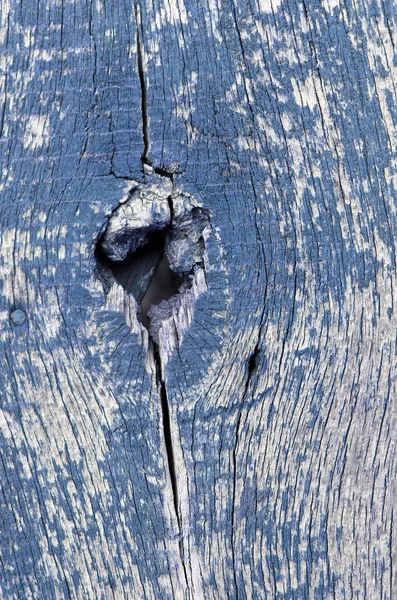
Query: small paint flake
72,242,88,257
36,227,46,240
259,0,281,14
0,410,12,439
23,115,50,151
32,48,54,62
324,0,340,12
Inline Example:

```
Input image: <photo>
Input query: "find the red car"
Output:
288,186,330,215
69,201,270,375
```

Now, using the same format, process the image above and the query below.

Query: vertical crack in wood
231,410,242,599
135,3,150,166
231,341,261,598
148,260,191,594
134,4,184,553
152,342,180,526
167,191,174,219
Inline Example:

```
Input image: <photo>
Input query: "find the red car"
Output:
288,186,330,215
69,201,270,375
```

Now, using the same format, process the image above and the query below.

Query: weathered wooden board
1,0,397,598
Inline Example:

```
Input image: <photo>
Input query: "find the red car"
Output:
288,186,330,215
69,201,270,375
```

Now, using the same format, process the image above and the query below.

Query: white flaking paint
23,115,50,151
257,0,283,15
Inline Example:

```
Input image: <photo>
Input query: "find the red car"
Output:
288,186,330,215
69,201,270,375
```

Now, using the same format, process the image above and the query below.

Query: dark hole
140,255,183,328
96,229,183,328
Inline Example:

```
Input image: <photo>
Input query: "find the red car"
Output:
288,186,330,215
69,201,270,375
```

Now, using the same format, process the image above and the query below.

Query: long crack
152,341,180,525
134,7,181,531
95,16,211,583
135,3,150,166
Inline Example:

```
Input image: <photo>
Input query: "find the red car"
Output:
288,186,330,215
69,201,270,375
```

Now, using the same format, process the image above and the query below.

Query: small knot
10,308,27,326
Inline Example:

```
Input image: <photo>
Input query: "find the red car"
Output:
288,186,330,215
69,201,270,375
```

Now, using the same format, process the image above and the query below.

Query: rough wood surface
1,0,397,598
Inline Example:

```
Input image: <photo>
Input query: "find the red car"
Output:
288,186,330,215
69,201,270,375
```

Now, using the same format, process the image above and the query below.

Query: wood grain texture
1,0,396,598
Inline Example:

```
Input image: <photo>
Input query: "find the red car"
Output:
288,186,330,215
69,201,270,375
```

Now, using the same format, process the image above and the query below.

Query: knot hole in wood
95,176,211,339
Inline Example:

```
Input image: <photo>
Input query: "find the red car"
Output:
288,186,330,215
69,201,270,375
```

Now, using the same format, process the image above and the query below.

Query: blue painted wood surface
0,0,396,598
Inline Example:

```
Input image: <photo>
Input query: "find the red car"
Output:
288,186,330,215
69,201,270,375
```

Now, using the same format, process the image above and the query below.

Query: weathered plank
1,0,397,598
